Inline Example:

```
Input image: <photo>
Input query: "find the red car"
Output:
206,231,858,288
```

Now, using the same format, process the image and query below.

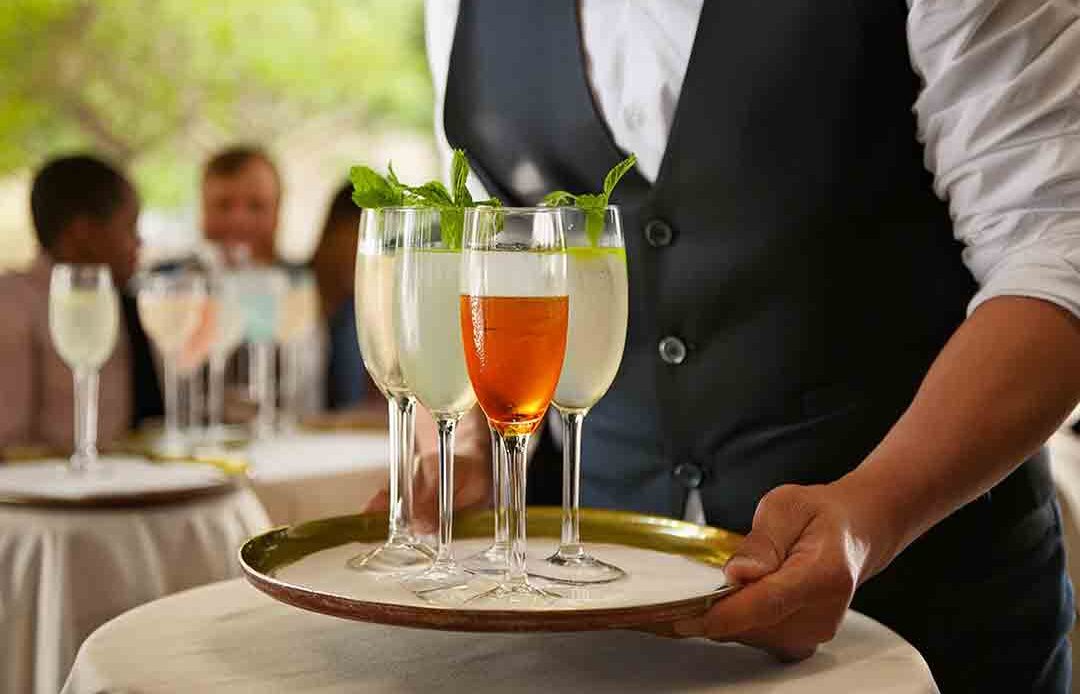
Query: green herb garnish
349,163,407,209
349,150,500,249
542,154,636,245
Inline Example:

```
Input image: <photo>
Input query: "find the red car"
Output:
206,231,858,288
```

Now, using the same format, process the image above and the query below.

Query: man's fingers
363,489,389,513
690,559,817,639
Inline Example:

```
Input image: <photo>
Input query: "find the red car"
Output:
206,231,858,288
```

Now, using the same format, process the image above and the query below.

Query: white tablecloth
245,431,389,526
63,579,938,693
1,488,270,694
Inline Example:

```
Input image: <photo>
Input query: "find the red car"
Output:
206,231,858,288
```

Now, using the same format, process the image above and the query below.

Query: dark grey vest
443,1,1052,544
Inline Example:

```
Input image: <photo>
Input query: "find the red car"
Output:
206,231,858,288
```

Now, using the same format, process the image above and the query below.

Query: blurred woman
310,183,373,410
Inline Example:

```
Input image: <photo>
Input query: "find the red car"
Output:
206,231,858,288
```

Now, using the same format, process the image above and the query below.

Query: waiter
380,2,1080,690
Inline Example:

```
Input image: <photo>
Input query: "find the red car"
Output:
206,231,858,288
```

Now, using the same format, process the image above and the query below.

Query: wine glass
276,268,319,432
393,208,478,595
178,280,217,442
530,206,629,584
460,206,569,605
136,270,208,456
206,272,247,443
48,264,120,473
347,207,432,573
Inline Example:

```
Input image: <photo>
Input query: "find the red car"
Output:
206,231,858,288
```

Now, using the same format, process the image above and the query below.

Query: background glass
48,264,120,473
136,270,207,455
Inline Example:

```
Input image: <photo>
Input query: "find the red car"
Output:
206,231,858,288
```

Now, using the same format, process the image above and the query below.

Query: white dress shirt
425,0,1080,521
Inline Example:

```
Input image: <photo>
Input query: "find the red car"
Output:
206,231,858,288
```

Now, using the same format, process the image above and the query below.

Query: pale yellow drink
137,294,205,356
553,247,628,410
397,250,476,417
355,253,407,396
49,289,120,370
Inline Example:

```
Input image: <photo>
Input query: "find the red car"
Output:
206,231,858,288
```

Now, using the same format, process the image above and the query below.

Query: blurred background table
0,459,270,694
63,578,938,693
242,429,389,526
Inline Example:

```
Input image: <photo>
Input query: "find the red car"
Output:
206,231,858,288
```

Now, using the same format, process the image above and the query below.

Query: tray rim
239,507,743,632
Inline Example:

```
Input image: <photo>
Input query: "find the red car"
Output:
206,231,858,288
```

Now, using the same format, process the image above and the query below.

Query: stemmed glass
206,273,247,443
48,264,120,472
232,266,286,441
460,206,569,605
394,208,478,594
531,206,629,584
460,430,509,575
276,268,319,432
136,270,208,456
347,207,432,573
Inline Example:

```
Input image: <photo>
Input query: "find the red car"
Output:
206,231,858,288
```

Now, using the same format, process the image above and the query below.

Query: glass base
345,540,433,575
401,560,472,595
528,549,626,585
461,543,509,575
466,580,559,608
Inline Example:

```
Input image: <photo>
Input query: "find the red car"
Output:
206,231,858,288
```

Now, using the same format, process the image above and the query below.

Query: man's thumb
723,534,782,585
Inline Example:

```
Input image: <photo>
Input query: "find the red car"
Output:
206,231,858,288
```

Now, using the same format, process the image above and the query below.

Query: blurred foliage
0,0,432,208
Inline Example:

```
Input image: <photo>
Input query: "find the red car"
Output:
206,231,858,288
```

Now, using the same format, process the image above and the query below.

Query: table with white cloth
0,460,271,694
243,430,389,526
63,578,939,693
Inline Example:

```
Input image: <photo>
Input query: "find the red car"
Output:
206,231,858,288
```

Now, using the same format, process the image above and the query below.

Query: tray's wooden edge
238,508,742,633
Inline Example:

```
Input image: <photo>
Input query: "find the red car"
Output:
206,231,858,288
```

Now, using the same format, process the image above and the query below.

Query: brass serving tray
240,507,742,632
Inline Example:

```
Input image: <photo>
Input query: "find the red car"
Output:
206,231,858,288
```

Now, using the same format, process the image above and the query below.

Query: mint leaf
349,165,403,209
538,154,636,245
450,149,471,207
603,154,637,199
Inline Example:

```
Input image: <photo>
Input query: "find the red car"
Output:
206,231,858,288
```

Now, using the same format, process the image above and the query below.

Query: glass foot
346,540,433,575
528,549,626,585
461,543,509,575
401,560,472,595
466,580,559,608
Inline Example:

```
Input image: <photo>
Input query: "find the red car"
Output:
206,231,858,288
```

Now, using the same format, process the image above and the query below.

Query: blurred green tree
0,0,432,207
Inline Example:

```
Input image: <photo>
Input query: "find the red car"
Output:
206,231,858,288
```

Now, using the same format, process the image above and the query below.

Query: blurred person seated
310,182,376,412
0,155,162,453
201,144,281,266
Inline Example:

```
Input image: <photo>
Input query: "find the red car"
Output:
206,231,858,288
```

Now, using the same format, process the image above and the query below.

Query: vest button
658,336,687,365
673,462,705,489
644,219,674,248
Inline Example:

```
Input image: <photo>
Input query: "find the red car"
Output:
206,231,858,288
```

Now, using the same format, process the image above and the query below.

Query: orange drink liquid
460,295,569,436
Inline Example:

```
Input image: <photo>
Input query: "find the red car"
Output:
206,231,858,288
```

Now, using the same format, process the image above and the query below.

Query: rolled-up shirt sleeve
908,0,1080,317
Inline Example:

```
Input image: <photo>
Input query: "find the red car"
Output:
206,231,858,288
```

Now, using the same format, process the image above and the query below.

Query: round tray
240,507,742,632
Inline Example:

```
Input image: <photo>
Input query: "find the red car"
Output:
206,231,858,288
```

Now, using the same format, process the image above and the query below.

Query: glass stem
164,355,180,443
208,352,225,435
558,409,587,556
386,394,417,545
188,366,204,437
434,416,459,566
70,368,99,472
504,433,530,587
490,426,509,550
282,339,299,430
253,341,275,439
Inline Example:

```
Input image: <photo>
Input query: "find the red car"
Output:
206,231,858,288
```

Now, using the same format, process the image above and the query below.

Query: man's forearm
835,296,1080,577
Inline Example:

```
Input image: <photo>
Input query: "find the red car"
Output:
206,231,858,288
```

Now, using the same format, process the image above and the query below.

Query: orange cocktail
460,295,569,436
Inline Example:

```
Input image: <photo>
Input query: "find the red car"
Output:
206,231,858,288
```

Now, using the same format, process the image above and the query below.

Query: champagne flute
460,206,569,605
136,270,208,456
394,208,479,594
531,206,629,584
347,207,432,573
48,264,120,473
460,429,509,574
276,268,319,432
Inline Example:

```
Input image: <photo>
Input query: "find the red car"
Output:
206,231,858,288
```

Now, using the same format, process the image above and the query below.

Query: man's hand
671,479,897,662
363,405,493,529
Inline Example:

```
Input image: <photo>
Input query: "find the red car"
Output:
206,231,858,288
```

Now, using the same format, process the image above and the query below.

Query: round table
244,430,389,526
0,485,270,694
63,579,938,693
